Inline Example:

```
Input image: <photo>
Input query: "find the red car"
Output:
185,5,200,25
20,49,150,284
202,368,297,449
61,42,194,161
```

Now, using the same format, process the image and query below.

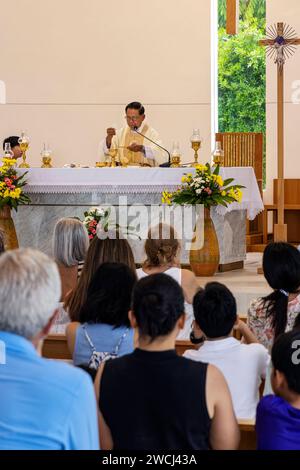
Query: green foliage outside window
218,1,266,182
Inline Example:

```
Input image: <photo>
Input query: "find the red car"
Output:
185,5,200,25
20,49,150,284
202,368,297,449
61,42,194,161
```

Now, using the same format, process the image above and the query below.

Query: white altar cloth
18,167,264,220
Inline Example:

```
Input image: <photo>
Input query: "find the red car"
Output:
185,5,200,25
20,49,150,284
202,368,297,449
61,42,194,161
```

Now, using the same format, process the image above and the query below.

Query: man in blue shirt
0,248,99,450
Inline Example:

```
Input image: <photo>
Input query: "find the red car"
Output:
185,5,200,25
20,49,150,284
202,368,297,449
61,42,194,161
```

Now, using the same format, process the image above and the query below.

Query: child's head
130,273,185,342
193,282,237,339
271,330,300,397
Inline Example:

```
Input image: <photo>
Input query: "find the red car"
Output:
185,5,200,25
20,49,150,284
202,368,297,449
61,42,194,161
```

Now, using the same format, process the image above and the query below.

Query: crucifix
226,0,239,35
259,23,300,242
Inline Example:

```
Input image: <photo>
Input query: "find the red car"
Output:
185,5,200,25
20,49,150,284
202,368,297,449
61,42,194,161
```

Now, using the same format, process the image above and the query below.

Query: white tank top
136,267,193,340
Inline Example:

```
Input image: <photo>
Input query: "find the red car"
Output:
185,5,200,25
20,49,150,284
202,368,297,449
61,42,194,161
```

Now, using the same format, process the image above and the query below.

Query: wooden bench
42,335,198,360
238,420,256,450
42,334,72,360
42,314,249,360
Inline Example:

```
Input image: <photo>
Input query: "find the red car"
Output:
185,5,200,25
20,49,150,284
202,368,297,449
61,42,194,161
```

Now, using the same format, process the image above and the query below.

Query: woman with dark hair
66,262,136,367
248,242,300,353
64,231,136,321
95,273,239,451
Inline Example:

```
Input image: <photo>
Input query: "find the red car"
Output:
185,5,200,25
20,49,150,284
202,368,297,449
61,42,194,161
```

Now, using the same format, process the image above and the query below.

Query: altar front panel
13,167,263,268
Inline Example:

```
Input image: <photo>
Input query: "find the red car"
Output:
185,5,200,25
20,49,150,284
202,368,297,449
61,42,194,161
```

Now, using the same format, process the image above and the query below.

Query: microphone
133,126,171,167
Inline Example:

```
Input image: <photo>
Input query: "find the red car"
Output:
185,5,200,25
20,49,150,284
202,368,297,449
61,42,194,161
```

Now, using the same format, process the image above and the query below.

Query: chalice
190,129,202,167
109,148,118,168
18,131,30,168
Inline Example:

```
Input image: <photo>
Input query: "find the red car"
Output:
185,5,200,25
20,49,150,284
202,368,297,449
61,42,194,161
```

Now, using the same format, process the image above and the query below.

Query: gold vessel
190,129,202,167
18,132,30,168
108,148,118,168
170,156,181,168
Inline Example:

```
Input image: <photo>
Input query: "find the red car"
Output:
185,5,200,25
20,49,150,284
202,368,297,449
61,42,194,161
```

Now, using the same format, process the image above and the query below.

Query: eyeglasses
125,115,141,121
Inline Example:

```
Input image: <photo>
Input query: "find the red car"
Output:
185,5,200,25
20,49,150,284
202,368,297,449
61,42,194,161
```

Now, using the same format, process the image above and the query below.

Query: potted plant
162,163,244,276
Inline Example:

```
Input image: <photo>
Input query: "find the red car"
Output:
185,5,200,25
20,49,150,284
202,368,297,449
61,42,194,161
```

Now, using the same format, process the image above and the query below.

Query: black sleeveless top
99,348,211,450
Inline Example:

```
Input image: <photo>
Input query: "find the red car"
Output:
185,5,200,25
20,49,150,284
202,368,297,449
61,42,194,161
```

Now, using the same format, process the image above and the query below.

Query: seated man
98,101,166,166
3,136,23,159
0,248,99,450
184,282,270,420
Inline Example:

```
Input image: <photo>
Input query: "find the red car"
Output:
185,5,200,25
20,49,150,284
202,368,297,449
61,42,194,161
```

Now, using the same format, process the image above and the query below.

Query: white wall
0,0,212,167
265,0,300,203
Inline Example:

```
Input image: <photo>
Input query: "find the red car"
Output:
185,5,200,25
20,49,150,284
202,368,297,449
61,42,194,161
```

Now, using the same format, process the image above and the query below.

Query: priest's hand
127,143,145,153
106,128,116,149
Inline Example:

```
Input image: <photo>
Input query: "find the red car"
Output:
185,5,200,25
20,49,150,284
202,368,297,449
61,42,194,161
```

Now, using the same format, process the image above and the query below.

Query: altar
13,167,264,271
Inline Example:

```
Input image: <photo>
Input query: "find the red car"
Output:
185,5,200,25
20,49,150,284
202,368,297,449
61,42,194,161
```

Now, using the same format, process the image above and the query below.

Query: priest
98,102,166,166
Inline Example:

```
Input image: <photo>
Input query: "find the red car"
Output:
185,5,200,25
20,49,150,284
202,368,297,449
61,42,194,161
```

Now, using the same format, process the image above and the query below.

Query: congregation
0,221,300,450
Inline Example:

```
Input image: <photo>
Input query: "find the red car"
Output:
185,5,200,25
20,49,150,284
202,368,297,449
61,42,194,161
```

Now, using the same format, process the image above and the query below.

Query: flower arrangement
82,206,140,241
83,207,111,240
0,157,30,210
162,163,244,208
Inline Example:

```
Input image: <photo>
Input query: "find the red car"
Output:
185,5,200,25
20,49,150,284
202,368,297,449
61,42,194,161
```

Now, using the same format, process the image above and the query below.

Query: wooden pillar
226,0,238,35
274,58,287,241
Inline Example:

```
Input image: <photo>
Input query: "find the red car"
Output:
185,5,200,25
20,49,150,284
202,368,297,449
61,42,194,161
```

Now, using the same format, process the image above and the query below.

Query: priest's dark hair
131,273,185,341
78,262,137,328
193,282,237,339
125,102,145,115
3,136,20,150
262,242,300,339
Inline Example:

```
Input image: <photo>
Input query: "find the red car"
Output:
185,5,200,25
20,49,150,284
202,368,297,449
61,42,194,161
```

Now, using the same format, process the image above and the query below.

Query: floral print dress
247,294,300,353
248,294,300,395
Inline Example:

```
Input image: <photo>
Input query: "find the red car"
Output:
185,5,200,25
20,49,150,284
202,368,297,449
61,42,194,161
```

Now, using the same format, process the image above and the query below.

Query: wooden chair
216,132,264,248
264,179,300,244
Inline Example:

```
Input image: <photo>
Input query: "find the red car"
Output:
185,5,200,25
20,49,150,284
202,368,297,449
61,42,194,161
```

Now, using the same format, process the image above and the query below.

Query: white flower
196,188,203,195
89,206,105,217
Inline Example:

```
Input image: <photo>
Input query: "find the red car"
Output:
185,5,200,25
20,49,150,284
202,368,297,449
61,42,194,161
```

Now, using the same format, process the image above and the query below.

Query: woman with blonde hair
65,229,136,322
53,218,89,302
137,223,200,339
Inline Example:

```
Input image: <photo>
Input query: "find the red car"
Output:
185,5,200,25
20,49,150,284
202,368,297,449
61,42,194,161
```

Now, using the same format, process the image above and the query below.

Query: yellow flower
212,174,224,187
195,164,207,172
3,189,11,198
221,191,227,197
181,176,188,184
2,158,16,166
228,188,242,203
234,188,242,203
162,190,173,205
0,182,5,189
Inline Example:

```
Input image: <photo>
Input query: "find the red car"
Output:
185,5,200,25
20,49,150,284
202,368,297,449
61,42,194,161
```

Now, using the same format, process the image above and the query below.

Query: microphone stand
133,127,171,167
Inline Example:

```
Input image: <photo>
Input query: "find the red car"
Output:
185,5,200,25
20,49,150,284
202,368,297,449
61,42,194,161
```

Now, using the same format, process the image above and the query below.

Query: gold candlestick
170,141,182,168
212,141,224,166
41,156,53,168
41,144,53,168
18,132,30,168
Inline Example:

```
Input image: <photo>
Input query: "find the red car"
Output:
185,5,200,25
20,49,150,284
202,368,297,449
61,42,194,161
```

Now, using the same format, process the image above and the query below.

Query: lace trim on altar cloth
25,184,181,194
214,201,264,221
25,186,264,221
